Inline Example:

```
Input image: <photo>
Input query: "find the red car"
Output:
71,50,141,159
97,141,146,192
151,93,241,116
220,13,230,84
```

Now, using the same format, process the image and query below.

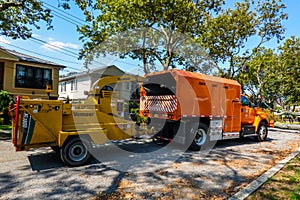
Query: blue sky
0,0,299,75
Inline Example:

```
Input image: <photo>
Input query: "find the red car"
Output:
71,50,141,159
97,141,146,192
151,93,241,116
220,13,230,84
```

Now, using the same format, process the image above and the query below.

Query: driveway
0,128,299,199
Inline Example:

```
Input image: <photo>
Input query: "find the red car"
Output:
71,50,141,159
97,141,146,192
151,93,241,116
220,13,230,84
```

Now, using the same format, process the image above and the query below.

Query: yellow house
0,47,65,99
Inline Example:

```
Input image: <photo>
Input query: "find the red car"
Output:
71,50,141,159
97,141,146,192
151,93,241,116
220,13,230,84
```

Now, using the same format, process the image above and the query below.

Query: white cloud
42,41,79,51
31,34,40,38
0,36,10,44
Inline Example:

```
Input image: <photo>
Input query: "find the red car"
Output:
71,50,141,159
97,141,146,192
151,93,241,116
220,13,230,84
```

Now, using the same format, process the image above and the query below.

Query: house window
15,64,52,89
60,82,66,92
70,79,77,91
126,82,130,90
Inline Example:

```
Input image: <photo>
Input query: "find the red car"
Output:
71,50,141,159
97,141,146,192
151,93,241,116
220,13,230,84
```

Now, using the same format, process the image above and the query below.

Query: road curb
274,124,300,131
229,146,300,200
269,127,300,134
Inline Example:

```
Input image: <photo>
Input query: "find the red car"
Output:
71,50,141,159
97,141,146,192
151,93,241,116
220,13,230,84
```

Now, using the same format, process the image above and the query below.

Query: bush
0,90,13,124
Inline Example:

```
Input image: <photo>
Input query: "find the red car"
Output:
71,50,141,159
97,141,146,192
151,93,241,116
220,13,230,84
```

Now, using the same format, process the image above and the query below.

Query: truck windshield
241,96,251,107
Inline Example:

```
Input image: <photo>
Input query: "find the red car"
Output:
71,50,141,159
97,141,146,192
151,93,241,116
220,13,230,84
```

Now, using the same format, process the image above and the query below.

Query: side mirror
83,91,89,95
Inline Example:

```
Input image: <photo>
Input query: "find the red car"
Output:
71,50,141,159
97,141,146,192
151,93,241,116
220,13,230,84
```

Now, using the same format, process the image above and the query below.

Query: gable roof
59,65,125,81
0,46,66,68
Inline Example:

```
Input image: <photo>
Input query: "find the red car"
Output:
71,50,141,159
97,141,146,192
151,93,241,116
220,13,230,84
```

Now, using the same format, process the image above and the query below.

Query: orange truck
140,69,272,150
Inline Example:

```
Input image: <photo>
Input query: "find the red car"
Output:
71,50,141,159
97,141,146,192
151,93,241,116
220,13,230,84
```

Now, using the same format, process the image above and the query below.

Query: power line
0,41,82,71
28,38,78,59
42,1,88,25
39,3,139,68
0,40,113,71
30,37,79,57
39,2,142,70
29,38,109,67
44,5,85,27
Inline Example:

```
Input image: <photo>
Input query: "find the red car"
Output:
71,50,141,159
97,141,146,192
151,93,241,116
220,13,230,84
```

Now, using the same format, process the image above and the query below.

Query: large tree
69,0,224,74
0,0,52,39
278,36,300,109
67,0,287,75
200,0,287,78
239,47,283,106
239,37,300,109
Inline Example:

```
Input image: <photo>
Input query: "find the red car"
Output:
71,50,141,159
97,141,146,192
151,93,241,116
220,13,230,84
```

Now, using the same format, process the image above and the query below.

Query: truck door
240,95,256,124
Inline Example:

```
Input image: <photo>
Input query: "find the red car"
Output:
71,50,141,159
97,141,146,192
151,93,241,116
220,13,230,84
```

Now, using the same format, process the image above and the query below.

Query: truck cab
240,95,269,141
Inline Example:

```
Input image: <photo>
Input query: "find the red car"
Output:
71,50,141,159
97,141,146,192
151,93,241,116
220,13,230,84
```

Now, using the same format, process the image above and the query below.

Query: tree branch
0,1,25,11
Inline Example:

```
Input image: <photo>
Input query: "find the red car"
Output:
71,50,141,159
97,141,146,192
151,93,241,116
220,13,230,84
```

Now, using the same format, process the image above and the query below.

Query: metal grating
140,95,178,113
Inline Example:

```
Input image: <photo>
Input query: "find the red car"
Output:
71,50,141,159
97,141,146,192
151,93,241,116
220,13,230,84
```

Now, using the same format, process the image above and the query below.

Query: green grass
248,154,300,199
0,124,12,130
0,124,11,139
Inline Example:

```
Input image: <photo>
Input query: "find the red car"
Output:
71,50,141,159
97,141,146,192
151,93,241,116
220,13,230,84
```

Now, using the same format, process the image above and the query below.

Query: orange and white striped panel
140,95,178,113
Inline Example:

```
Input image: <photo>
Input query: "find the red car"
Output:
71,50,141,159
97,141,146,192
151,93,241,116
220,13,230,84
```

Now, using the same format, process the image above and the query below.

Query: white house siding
58,66,126,102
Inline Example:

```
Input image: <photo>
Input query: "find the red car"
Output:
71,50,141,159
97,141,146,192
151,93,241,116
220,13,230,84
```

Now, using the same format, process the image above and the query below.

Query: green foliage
200,0,287,78
0,90,13,124
66,95,70,103
0,124,12,130
0,90,13,113
0,0,52,39
66,0,287,76
278,36,300,106
129,100,148,124
239,47,282,104
67,0,225,74
129,107,148,124
249,155,300,199
200,1,257,78
240,36,300,108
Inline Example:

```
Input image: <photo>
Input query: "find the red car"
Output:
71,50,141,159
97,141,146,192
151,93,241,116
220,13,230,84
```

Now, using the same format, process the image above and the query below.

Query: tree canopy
67,0,287,76
240,36,300,108
278,36,300,107
0,0,52,39
201,0,287,78
69,0,224,74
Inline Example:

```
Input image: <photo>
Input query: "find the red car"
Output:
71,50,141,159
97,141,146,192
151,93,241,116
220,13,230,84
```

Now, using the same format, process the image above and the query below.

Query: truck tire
188,122,209,151
256,122,268,141
60,136,91,167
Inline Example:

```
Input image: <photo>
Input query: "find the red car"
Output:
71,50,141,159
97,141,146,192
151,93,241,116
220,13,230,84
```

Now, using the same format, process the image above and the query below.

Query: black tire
188,122,209,151
60,137,91,167
256,122,268,141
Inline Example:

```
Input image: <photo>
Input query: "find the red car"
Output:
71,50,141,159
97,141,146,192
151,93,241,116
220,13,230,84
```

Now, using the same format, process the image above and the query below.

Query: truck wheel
256,122,268,141
188,122,209,151
60,137,91,167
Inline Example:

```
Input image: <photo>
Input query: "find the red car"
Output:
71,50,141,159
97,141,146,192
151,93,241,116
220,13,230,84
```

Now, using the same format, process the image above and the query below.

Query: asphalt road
0,128,299,199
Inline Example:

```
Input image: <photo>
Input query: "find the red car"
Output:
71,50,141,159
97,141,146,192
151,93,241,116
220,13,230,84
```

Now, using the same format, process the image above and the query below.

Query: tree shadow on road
17,135,288,199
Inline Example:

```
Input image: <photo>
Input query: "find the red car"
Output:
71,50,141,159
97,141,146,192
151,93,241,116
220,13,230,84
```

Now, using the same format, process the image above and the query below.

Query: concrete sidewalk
275,123,300,131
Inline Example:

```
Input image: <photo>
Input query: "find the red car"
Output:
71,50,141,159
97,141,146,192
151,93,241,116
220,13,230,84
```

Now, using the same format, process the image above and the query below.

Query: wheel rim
194,128,207,146
68,142,88,162
259,125,267,139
